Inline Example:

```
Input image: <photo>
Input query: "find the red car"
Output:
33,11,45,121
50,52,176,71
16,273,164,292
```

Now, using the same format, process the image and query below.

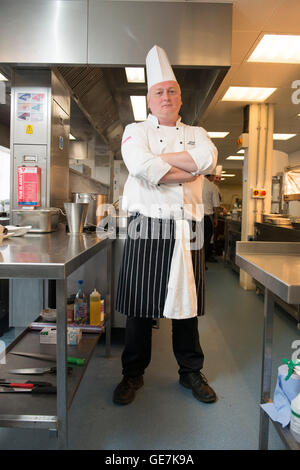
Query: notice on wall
17,93,45,122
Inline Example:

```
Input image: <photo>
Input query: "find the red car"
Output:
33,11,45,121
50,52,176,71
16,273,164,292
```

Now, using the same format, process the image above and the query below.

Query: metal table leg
56,278,68,449
259,288,274,450
106,240,113,357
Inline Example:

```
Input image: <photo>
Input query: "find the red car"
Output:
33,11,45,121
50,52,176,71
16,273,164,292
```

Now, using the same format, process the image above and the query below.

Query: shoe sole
179,379,217,403
113,381,144,405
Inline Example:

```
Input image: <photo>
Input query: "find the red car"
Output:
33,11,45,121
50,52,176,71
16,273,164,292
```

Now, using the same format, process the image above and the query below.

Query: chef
202,170,221,265
114,45,218,406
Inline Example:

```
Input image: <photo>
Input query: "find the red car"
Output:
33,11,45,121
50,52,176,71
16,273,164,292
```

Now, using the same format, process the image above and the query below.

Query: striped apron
116,213,205,319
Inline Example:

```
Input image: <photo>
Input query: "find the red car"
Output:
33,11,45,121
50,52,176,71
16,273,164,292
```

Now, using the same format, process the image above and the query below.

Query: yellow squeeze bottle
89,288,101,326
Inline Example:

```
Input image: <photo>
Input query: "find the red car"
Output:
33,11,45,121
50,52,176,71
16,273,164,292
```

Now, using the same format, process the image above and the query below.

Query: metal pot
72,193,108,227
13,208,60,233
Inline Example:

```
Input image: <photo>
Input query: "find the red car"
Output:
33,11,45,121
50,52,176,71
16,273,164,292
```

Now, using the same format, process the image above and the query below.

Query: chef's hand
159,167,199,184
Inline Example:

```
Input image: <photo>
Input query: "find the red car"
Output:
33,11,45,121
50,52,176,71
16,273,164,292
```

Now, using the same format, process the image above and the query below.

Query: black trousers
121,316,204,377
204,215,214,261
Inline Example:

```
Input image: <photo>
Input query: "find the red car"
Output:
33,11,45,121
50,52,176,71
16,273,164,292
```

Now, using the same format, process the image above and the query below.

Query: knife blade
7,368,53,375
8,366,72,375
9,351,84,365
0,386,33,393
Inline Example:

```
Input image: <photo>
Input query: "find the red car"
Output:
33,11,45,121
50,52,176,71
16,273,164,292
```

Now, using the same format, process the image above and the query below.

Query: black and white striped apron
116,213,205,319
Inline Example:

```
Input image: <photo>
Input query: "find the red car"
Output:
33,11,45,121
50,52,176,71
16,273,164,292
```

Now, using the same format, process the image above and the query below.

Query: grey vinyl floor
0,261,299,450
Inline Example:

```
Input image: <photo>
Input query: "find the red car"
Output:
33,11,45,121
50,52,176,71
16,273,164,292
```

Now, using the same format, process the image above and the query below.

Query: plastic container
74,280,88,324
290,392,300,442
90,288,101,326
100,295,105,325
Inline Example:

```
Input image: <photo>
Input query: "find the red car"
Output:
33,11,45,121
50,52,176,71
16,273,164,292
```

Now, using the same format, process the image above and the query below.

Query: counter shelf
0,329,101,429
0,229,114,449
236,242,300,450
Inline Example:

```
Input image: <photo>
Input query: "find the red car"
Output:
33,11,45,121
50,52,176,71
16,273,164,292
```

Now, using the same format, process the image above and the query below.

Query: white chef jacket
121,114,218,221
202,177,220,215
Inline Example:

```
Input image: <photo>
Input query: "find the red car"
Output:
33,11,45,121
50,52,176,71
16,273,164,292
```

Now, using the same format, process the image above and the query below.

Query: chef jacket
202,177,220,215
121,114,218,221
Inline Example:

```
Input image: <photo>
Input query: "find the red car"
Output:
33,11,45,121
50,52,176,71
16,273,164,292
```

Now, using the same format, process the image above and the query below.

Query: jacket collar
147,114,182,127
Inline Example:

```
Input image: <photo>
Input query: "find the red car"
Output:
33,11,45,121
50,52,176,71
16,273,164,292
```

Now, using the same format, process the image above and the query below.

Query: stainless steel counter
0,226,110,279
236,242,300,304
236,241,300,451
0,225,113,449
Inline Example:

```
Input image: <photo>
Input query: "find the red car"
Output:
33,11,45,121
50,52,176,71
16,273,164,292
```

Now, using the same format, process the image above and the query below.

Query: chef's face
147,81,182,125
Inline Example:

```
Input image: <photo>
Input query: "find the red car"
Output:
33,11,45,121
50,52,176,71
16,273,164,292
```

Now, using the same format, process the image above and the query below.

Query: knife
9,351,85,366
8,366,73,375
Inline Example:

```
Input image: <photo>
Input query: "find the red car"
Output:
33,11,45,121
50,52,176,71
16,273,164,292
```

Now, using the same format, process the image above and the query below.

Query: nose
162,90,170,101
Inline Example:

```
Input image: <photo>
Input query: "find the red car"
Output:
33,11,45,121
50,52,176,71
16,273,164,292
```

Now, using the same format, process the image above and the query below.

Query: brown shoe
113,375,144,405
179,372,217,403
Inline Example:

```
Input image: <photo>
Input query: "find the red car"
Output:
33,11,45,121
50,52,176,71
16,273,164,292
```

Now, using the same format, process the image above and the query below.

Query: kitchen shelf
0,329,102,428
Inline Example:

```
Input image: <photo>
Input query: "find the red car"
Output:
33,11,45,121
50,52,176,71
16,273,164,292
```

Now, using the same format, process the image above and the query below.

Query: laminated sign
17,166,41,206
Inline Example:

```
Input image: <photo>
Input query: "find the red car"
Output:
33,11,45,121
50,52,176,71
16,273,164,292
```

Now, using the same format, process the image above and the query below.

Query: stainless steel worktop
236,242,300,305
0,226,110,279
236,241,300,450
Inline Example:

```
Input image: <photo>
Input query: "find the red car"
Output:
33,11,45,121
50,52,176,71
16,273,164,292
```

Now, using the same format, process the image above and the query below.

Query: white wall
0,145,10,201
289,149,300,167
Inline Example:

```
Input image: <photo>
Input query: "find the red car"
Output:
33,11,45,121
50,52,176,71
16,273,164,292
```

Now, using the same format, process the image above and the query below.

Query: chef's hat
215,165,223,176
146,45,178,91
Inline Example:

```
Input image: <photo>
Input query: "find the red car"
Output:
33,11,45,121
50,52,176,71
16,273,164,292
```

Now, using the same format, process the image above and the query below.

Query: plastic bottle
90,288,101,326
100,295,105,325
74,280,88,324
290,392,300,442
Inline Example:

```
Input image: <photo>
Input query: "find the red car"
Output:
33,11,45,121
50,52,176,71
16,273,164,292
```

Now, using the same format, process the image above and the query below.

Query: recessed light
226,156,244,160
130,96,147,121
125,67,145,83
207,132,229,138
222,86,276,102
0,73,8,81
69,133,76,140
273,133,296,140
248,34,300,64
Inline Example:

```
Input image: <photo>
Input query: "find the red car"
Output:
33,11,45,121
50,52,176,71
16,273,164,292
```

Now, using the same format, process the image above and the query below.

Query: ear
147,93,151,112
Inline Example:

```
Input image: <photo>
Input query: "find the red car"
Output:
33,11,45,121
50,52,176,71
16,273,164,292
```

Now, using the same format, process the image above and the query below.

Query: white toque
146,45,178,91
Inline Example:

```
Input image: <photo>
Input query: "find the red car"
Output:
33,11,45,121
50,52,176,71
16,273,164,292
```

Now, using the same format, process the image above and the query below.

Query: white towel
163,219,197,320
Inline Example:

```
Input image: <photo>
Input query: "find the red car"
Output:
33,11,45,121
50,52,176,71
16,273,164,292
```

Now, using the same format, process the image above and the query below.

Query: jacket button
160,139,163,142
158,184,160,186
157,126,160,129
179,183,182,186
180,141,183,144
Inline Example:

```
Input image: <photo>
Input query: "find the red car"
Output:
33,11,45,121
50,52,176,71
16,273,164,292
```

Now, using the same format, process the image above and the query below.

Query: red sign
17,166,41,206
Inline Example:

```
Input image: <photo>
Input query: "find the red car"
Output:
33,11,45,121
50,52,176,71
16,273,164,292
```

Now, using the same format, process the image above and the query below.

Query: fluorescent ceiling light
207,132,229,138
69,133,76,140
237,149,245,154
125,67,145,83
130,96,147,121
222,86,276,102
222,173,236,177
226,156,244,160
248,34,300,64
0,73,8,81
273,133,296,140
221,178,225,181
221,170,226,174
